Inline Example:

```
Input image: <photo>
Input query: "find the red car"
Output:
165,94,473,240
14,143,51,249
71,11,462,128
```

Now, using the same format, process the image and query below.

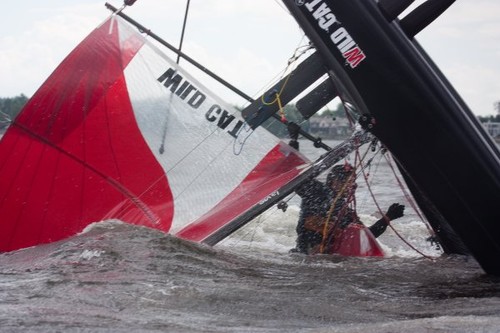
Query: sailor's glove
385,203,405,221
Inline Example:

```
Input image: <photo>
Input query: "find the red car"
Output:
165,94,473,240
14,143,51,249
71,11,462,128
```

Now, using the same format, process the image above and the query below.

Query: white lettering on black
304,0,366,68
259,191,280,205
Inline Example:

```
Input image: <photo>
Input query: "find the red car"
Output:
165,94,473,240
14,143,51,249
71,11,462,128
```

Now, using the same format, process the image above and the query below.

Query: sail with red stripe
0,15,308,252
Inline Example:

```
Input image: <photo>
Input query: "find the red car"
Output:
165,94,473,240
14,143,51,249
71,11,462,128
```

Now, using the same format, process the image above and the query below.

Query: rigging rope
312,136,437,259
383,152,435,236
319,165,357,253
353,145,436,260
258,43,311,124
318,136,370,253
177,0,191,65
260,73,292,123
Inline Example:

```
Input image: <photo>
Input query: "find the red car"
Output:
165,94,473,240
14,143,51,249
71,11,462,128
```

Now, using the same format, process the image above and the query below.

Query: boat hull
282,0,500,275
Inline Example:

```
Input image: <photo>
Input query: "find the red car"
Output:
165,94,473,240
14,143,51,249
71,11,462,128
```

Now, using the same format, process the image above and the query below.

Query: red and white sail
0,16,308,252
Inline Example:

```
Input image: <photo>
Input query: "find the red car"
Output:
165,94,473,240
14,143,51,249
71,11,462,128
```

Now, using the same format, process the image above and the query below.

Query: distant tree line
0,94,28,130
477,101,500,122
478,114,500,123
316,103,346,120
3,93,497,136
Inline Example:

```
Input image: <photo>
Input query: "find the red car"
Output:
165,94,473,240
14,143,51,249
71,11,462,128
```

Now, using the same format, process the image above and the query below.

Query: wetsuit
294,179,390,254
294,179,331,253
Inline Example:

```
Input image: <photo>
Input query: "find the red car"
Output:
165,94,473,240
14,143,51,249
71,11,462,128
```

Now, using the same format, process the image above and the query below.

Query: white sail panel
124,35,300,232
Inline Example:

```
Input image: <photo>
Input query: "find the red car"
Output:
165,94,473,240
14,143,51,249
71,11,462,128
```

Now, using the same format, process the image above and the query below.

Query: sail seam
10,121,160,225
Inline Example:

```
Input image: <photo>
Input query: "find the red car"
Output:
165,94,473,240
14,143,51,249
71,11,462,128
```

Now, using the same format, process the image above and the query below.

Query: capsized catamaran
2,0,500,276
0,0,383,257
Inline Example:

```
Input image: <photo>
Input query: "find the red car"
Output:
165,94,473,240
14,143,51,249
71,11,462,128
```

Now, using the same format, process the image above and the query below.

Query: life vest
324,223,384,257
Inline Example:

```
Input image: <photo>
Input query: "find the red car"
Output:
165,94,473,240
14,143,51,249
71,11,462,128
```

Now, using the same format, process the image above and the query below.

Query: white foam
79,249,104,260
221,202,443,259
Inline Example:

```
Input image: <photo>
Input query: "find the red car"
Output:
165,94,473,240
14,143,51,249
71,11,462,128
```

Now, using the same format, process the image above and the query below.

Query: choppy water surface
2,140,500,332
1,221,500,333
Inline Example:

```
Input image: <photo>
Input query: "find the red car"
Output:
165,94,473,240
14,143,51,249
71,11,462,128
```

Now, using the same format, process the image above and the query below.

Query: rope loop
353,144,436,260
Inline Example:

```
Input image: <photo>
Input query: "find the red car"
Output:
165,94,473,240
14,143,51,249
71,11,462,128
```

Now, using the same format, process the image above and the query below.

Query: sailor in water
292,163,405,255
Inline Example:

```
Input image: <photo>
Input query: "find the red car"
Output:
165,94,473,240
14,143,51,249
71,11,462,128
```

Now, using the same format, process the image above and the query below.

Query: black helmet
326,163,354,186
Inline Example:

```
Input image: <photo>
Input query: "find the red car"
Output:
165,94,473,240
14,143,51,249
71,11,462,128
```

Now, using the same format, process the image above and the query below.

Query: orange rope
383,153,435,236
319,171,356,253
319,135,365,253
353,147,436,260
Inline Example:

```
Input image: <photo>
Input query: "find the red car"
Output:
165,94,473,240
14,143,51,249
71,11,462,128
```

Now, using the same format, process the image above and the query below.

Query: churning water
1,139,500,332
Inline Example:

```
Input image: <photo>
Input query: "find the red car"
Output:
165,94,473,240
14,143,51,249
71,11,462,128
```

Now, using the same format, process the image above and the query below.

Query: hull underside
282,0,500,275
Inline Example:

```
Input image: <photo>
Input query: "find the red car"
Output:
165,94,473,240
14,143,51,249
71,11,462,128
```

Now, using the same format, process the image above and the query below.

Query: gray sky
1,0,499,116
